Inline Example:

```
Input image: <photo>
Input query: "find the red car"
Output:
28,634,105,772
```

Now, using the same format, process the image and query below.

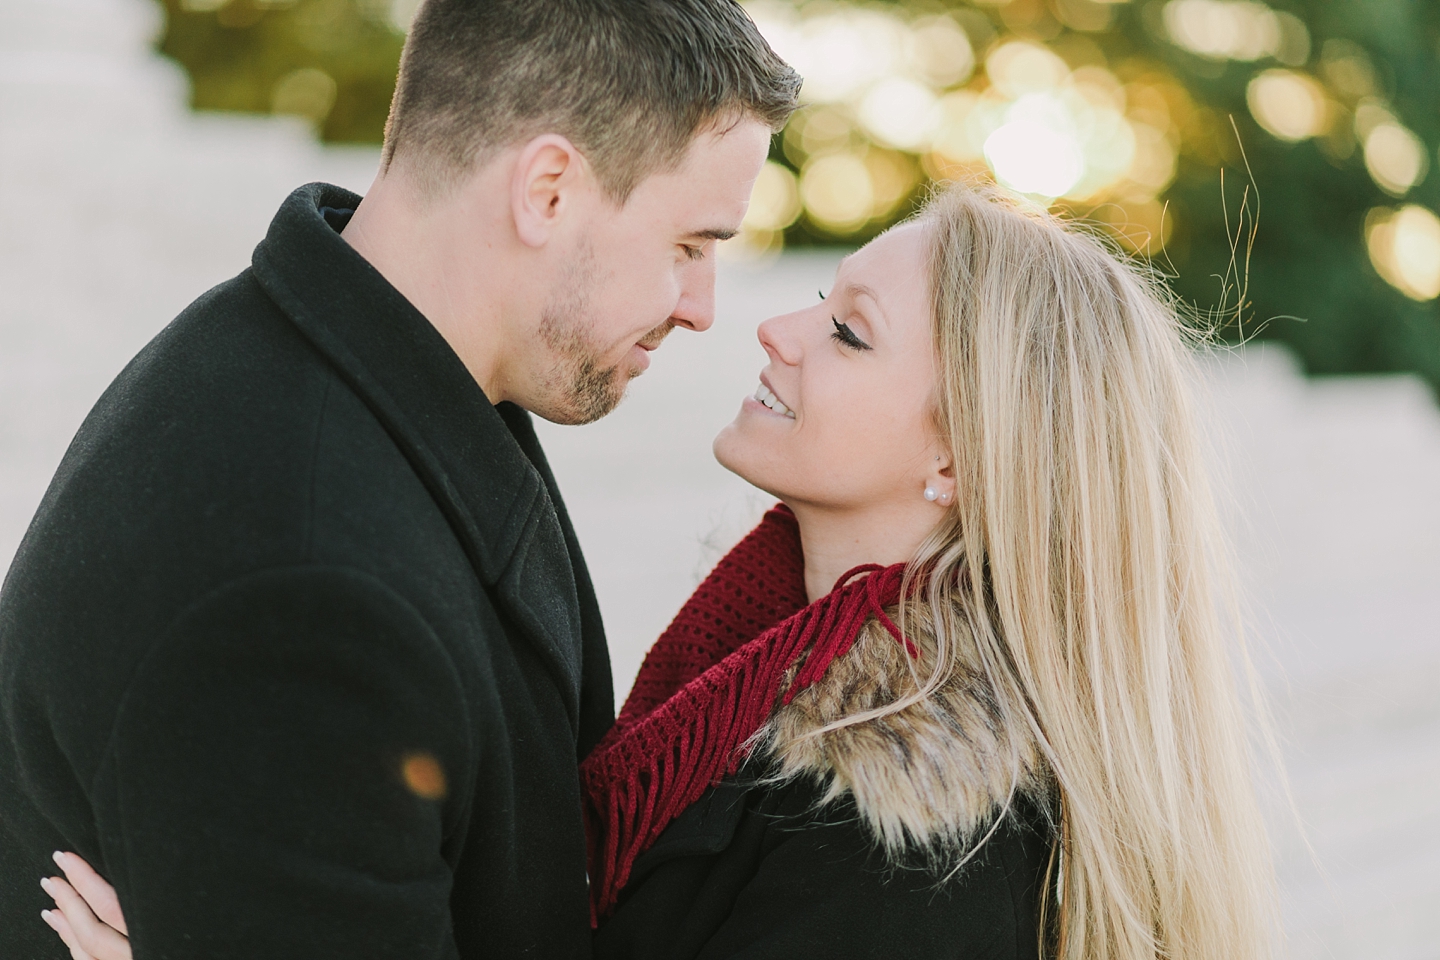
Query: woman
41,185,1277,960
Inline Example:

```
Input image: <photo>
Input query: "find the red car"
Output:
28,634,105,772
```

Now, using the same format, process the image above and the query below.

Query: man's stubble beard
535,244,674,425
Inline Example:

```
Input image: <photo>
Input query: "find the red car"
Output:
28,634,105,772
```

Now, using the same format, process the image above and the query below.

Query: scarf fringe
580,506,914,922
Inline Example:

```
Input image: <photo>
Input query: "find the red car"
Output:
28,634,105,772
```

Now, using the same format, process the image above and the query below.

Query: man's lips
625,321,674,375
637,321,675,352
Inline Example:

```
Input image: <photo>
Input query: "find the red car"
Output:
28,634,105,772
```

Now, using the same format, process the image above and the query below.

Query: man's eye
831,317,872,351
682,245,705,262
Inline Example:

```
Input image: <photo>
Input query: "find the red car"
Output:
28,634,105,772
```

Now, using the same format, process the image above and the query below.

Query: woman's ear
923,450,957,507
510,134,586,249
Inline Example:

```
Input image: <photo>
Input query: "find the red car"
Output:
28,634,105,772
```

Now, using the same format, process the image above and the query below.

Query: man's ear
510,134,587,249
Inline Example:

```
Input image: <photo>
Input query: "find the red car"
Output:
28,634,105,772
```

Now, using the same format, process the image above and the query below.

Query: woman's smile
750,377,796,418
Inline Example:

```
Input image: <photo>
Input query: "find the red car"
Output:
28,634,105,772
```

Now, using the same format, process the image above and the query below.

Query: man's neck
786,500,936,603
338,168,523,404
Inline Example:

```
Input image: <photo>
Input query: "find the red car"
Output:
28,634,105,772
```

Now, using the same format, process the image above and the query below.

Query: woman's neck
785,499,939,603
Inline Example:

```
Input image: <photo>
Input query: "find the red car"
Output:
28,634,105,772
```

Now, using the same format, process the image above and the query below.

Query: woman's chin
711,418,746,474
712,418,778,495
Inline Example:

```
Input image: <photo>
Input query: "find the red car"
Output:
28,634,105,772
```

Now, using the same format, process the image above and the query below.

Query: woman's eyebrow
842,282,886,326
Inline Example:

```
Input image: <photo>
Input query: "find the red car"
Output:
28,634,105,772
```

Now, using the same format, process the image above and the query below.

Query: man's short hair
383,0,801,202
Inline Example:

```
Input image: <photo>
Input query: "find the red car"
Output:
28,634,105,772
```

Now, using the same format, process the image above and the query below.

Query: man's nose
669,257,717,332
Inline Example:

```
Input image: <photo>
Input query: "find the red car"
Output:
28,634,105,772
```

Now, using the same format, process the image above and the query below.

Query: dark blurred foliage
155,0,402,142
1132,0,1440,386
151,0,1440,391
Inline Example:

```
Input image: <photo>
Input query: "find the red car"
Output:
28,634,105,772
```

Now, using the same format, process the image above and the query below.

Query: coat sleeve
92,565,472,960
693,810,1041,960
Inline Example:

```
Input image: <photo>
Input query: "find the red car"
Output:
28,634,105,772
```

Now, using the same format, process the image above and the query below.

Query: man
0,0,798,955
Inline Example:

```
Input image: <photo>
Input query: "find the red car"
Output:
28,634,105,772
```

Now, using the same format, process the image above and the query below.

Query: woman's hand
40,851,131,960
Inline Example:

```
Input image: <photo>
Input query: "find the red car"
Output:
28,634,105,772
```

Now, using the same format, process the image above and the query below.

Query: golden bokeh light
741,0,1412,263
271,67,337,126
928,90,988,164
984,94,1086,198
1272,11,1312,66
1320,39,1378,101
857,77,939,152
1363,123,1428,197
1068,104,1136,199
801,153,874,232
1353,99,1398,141
1366,205,1440,301
787,106,858,162
985,41,1070,98
1055,0,1119,33
910,15,975,89
743,161,802,233
1246,69,1329,142
747,3,910,104
1163,0,1282,61
1071,66,1127,114
865,150,921,220
1125,122,1179,197
742,0,1196,249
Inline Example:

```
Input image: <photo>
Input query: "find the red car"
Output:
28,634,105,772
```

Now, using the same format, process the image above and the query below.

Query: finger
41,908,94,960
54,852,128,935
41,877,132,960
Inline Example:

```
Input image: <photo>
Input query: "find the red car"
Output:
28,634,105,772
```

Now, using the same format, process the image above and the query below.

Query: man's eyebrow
684,228,738,242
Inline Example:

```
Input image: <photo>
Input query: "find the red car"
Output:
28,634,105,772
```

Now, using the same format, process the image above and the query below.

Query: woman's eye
831,317,872,351
682,245,705,262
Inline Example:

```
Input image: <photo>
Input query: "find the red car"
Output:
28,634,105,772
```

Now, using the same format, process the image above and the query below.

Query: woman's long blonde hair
895,185,1276,960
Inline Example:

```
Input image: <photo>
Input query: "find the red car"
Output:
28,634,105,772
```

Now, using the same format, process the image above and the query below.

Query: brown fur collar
752,609,1049,863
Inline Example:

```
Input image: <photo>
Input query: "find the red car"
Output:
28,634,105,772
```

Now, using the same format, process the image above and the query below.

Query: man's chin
530,372,629,426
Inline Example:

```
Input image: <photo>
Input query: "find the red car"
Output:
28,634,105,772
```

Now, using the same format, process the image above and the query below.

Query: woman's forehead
836,224,931,318
839,223,927,279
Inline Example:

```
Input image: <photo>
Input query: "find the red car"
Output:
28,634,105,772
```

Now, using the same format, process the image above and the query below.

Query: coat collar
249,182,611,740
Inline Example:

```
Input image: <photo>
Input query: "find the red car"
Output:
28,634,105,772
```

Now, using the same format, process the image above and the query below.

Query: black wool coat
0,183,613,959
593,775,1052,960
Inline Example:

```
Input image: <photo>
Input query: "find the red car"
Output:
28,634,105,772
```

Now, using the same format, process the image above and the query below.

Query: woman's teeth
754,383,795,418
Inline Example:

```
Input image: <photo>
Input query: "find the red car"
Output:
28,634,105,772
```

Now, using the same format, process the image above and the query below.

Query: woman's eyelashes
831,317,872,351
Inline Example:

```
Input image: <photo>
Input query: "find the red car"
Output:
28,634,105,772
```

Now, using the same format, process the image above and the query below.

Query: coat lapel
249,182,607,734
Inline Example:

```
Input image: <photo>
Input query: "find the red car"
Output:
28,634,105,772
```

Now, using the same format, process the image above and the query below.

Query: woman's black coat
0,184,613,959
590,771,1054,960
595,775,1052,960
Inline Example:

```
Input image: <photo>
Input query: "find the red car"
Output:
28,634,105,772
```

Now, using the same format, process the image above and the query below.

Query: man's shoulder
5,265,465,649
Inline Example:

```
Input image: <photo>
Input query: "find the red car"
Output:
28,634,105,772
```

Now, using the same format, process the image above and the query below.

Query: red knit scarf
579,505,916,921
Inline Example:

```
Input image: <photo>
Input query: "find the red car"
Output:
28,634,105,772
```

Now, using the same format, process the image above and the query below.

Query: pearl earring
939,492,950,504
924,486,939,502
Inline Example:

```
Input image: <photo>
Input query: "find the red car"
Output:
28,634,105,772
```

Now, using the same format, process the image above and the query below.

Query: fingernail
40,877,53,894
52,851,64,866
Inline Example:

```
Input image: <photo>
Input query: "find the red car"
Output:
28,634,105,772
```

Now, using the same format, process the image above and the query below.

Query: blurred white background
2,1,1437,956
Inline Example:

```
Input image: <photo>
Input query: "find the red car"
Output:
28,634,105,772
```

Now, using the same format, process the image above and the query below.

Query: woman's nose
756,310,805,365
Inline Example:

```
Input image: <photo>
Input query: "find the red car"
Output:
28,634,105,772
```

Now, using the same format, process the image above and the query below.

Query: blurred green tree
151,0,1440,391
155,0,403,142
